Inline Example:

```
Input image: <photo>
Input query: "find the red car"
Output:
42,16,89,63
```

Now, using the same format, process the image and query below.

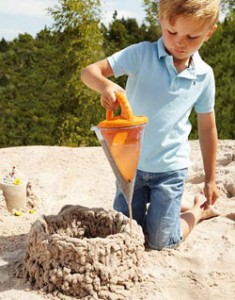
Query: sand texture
0,140,235,300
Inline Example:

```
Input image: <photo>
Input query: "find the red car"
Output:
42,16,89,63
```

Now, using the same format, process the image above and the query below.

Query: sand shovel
92,92,148,234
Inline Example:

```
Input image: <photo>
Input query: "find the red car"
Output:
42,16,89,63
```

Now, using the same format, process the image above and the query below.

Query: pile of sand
21,205,144,299
0,140,234,300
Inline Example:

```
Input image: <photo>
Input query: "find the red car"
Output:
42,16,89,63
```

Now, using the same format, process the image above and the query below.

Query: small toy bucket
0,183,26,211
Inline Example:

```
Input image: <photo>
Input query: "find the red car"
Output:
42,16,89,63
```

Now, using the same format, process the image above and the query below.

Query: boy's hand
100,85,125,111
80,58,125,111
201,180,219,209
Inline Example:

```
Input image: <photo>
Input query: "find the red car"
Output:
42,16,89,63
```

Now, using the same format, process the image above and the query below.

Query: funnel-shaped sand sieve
92,92,148,206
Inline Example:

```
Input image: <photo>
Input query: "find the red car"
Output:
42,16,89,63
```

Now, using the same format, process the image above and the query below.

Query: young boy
81,0,220,250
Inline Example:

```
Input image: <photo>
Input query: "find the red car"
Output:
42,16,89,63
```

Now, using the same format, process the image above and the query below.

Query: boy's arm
197,112,219,208
80,59,125,110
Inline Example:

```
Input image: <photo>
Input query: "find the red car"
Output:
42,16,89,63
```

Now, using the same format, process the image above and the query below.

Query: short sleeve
194,67,215,113
107,42,148,78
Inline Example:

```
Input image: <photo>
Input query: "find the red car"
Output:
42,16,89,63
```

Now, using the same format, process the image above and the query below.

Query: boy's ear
205,24,217,41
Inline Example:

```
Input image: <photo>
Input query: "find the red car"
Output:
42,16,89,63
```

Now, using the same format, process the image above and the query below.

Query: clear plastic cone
92,92,148,205
99,126,144,182
92,125,146,205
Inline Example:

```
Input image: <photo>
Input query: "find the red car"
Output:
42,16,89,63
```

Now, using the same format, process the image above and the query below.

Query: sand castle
22,205,145,299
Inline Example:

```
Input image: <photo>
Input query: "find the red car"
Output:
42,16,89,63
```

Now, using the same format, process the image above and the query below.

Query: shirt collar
157,37,169,59
157,37,208,77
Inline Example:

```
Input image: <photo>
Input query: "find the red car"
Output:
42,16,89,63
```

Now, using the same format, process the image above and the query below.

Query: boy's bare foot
180,194,220,241
193,194,220,220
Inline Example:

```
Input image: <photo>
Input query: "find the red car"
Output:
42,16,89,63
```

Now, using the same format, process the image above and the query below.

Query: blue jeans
113,168,188,250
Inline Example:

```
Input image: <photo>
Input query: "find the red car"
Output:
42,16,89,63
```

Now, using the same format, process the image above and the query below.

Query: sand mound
21,205,144,299
0,140,234,300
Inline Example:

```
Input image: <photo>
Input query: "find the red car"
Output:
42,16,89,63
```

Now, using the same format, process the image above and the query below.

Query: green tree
142,0,161,41
0,30,62,147
143,0,159,26
49,0,105,146
0,38,9,52
202,10,235,139
189,11,235,139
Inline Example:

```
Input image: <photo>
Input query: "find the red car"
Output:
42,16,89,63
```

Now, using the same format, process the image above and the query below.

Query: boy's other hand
201,180,219,209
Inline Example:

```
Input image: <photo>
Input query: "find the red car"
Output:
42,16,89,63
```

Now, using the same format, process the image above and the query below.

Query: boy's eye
167,30,177,35
188,35,199,40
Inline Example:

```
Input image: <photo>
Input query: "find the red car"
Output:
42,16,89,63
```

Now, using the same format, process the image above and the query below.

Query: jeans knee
147,237,168,250
147,231,181,250
113,195,129,216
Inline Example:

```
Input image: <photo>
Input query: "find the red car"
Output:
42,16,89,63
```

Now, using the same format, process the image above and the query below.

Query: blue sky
0,0,146,41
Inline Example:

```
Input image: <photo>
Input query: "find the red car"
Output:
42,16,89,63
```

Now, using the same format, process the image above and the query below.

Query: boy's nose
175,38,186,49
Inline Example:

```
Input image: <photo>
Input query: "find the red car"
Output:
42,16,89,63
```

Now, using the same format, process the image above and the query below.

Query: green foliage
143,0,159,26
0,38,9,52
190,9,235,139
49,0,104,146
0,1,234,148
0,30,62,146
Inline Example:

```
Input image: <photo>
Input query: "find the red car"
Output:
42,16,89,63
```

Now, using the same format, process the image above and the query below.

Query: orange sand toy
95,92,148,182
98,126,143,182
92,92,148,235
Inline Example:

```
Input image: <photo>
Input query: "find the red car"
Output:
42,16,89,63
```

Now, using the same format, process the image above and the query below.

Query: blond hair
159,0,220,26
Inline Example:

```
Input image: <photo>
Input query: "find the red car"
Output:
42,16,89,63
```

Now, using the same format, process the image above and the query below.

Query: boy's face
160,15,217,63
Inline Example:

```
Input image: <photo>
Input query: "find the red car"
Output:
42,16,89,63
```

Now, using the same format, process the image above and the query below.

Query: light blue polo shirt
107,37,215,173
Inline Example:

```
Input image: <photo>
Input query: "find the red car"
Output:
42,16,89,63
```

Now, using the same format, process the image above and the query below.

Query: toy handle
106,92,134,121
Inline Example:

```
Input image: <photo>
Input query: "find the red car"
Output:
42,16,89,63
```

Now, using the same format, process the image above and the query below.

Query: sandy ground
0,140,234,300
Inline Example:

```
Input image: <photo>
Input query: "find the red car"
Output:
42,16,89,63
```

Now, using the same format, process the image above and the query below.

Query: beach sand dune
0,140,234,300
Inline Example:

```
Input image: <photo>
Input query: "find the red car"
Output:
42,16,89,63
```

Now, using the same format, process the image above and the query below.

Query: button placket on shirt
164,56,178,91
164,56,198,91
